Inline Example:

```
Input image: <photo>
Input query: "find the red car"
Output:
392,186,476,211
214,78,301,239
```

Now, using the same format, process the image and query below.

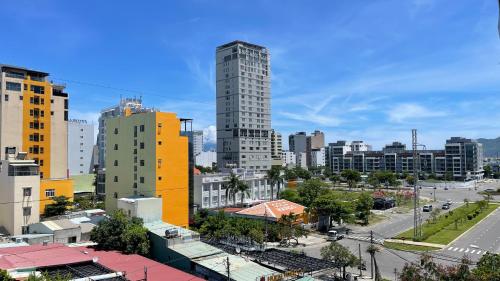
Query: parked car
446,199,452,205
442,204,450,210
423,205,433,212
327,230,345,241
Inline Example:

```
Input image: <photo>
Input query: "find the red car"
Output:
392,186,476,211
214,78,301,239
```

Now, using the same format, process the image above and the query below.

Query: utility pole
226,256,231,281
370,230,374,279
144,266,147,281
394,268,398,281
412,129,422,240
358,243,362,277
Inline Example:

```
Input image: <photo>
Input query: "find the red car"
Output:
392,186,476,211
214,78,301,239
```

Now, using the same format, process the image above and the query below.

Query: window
140,177,144,183
114,176,118,182
157,159,162,169
23,207,31,216
30,85,45,94
114,144,118,150
114,160,118,166
114,128,118,134
64,111,68,121
140,160,145,166
6,82,21,91
4,95,8,101
140,142,145,149
140,125,145,132
45,189,55,198
23,187,32,197
158,141,162,145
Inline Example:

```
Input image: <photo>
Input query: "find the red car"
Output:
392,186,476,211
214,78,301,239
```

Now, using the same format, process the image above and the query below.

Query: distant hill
477,137,500,158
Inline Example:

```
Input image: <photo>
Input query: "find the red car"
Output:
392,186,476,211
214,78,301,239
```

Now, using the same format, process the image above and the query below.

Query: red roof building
0,244,203,281
235,199,306,222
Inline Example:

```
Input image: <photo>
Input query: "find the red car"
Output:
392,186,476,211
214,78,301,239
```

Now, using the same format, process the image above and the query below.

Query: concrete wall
117,197,162,223
68,120,94,176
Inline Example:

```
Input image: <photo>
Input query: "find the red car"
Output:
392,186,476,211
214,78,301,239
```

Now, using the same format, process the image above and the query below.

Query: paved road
440,206,500,262
300,181,500,280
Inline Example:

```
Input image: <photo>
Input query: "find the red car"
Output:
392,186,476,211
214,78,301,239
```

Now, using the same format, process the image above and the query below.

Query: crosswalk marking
477,250,481,255
465,248,469,253
448,247,453,250
453,248,458,251
471,250,475,254
459,248,464,252
445,247,485,255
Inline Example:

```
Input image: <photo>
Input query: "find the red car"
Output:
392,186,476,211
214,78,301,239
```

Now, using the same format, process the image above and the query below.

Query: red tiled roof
80,247,204,281
236,199,305,219
0,244,203,281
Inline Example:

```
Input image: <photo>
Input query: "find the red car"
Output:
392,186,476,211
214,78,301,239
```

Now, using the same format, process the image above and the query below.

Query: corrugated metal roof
41,219,79,231
196,254,277,281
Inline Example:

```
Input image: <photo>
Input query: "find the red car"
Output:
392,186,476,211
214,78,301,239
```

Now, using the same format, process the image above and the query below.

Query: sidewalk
384,238,446,249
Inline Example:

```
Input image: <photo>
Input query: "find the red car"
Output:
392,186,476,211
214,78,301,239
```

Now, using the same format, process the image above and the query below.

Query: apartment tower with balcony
0,65,73,214
104,111,189,227
216,41,271,171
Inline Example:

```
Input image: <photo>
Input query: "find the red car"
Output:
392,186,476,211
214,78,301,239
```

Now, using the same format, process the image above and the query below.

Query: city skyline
0,0,499,150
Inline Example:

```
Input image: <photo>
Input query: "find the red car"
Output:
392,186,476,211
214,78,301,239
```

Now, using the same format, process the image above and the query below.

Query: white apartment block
296,152,307,169
193,130,203,157
216,41,271,171
195,151,217,168
271,129,282,166
0,150,40,235
311,148,326,167
68,119,94,176
281,151,296,168
193,169,275,209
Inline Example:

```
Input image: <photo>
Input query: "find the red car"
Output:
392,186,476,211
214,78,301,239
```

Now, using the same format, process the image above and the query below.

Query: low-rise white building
195,151,217,168
118,197,162,223
281,151,296,168
0,150,40,236
193,169,275,210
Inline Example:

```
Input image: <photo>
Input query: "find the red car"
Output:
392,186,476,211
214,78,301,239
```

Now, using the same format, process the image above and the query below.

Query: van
423,205,433,212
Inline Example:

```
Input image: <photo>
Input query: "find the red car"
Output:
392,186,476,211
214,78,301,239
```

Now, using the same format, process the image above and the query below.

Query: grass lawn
368,213,387,225
384,241,440,252
397,203,498,244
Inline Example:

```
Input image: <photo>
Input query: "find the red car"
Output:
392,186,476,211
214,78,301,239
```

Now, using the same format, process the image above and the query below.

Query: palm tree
224,172,240,206
367,244,382,281
267,166,282,200
237,180,251,207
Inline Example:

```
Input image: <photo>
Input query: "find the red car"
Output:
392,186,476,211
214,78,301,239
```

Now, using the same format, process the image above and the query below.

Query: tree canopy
321,242,358,279
90,210,150,255
341,169,361,189
44,196,72,217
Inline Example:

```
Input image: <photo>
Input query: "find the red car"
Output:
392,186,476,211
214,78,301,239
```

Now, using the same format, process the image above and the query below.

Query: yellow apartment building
0,65,73,214
105,111,189,227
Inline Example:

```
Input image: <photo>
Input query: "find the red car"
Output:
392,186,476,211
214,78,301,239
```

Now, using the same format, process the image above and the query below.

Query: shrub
467,214,473,220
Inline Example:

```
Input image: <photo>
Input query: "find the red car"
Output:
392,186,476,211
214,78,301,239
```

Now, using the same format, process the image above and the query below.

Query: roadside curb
447,205,499,246
385,239,445,249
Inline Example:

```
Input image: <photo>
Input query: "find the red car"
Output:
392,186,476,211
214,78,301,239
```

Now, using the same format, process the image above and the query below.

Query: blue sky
1,0,499,149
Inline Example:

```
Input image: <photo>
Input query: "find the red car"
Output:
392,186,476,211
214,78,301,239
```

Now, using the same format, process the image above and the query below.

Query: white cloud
203,125,216,144
279,111,341,127
185,57,215,92
387,103,447,123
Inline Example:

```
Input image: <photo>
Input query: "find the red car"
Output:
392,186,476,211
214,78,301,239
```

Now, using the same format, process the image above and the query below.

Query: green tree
321,242,358,279
267,166,283,200
90,210,150,255
483,165,492,178
406,175,416,186
44,196,72,217
430,208,441,223
294,167,312,180
297,178,328,207
236,180,251,206
26,272,71,281
464,198,469,207
0,270,14,281
329,175,340,188
400,254,475,281
283,167,297,181
367,245,382,281
224,172,241,206
341,169,361,190
313,193,353,226
473,252,500,281
477,200,488,211
279,189,301,203
356,192,374,225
